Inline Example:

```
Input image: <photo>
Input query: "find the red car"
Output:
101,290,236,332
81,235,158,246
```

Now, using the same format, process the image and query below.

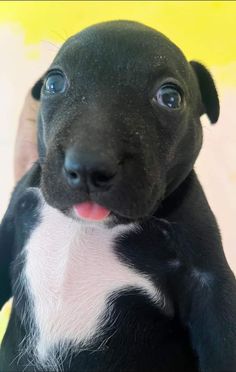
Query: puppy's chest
23,196,160,360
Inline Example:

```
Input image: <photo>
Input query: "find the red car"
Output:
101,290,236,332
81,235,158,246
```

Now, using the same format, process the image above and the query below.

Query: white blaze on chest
24,191,162,361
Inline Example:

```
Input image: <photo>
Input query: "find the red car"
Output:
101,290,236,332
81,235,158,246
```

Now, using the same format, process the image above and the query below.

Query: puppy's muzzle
63,146,119,193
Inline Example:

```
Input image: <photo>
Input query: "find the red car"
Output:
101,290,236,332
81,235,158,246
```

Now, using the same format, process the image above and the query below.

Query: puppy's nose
63,149,117,191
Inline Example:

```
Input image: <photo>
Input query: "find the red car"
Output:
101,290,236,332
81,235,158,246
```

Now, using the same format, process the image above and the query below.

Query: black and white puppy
0,21,236,372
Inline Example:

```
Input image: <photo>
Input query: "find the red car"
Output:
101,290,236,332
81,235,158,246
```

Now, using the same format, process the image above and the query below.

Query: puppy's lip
73,201,111,221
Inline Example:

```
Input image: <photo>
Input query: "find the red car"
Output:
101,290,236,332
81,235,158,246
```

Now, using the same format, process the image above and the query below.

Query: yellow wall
0,1,235,66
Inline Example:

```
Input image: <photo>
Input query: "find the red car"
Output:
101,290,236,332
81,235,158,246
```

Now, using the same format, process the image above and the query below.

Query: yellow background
0,1,236,344
0,1,236,68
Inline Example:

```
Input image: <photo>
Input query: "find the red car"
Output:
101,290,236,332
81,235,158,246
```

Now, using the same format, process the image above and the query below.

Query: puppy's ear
31,78,44,101
190,61,220,124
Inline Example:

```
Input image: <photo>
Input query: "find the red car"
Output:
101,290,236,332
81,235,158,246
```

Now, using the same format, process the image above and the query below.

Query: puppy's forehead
53,21,189,80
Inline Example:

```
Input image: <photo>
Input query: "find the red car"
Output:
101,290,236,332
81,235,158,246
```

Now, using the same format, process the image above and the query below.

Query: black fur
0,21,235,372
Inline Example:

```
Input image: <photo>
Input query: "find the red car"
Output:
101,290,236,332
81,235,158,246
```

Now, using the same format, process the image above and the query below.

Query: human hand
14,90,39,183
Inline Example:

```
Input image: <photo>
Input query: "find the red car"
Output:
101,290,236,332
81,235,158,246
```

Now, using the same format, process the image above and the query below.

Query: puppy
0,21,235,372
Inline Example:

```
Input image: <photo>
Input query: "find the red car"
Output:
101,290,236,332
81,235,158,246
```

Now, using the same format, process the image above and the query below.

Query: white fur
23,189,164,368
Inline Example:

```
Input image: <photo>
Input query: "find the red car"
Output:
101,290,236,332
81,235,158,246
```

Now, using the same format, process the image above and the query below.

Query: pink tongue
74,202,110,221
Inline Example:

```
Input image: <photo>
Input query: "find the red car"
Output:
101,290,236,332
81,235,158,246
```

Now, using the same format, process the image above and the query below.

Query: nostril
63,152,82,182
68,170,79,180
63,164,82,188
90,171,116,189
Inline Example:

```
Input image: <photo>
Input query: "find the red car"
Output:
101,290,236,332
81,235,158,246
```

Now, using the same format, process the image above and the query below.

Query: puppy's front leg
170,224,236,372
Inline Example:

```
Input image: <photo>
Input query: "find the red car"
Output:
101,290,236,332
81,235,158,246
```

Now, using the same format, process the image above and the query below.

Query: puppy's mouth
40,152,163,225
70,201,135,226
73,201,111,221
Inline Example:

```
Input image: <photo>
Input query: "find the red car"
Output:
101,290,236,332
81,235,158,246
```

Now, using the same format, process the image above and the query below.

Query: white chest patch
23,189,163,366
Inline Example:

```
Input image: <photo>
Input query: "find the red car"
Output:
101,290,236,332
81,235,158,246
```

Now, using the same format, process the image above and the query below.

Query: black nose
63,149,117,191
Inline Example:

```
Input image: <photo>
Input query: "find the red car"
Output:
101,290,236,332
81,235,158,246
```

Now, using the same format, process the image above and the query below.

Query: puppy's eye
44,71,67,94
155,84,182,109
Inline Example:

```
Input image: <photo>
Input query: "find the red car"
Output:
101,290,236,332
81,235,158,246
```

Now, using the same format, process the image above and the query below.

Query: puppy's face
37,21,219,223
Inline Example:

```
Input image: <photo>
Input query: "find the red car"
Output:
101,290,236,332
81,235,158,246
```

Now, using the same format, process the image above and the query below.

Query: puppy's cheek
104,164,163,218
120,156,166,216
103,180,162,219
40,151,73,209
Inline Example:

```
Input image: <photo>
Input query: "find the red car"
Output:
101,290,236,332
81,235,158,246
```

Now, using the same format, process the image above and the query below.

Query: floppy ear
31,77,44,101
190,61,220,124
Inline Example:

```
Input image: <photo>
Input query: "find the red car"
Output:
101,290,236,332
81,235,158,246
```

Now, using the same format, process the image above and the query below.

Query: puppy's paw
148,217,193,270
154,218,175,240
139,217,178,263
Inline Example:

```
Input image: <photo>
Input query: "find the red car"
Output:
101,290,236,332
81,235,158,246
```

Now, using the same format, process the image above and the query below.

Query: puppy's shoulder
11,161,41,207
2,162,42,254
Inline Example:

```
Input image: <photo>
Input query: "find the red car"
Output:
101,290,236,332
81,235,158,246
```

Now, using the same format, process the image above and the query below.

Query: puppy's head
33,21,219,223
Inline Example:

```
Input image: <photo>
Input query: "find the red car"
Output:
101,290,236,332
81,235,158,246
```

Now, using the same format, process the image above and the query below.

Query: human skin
14,91,39,182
